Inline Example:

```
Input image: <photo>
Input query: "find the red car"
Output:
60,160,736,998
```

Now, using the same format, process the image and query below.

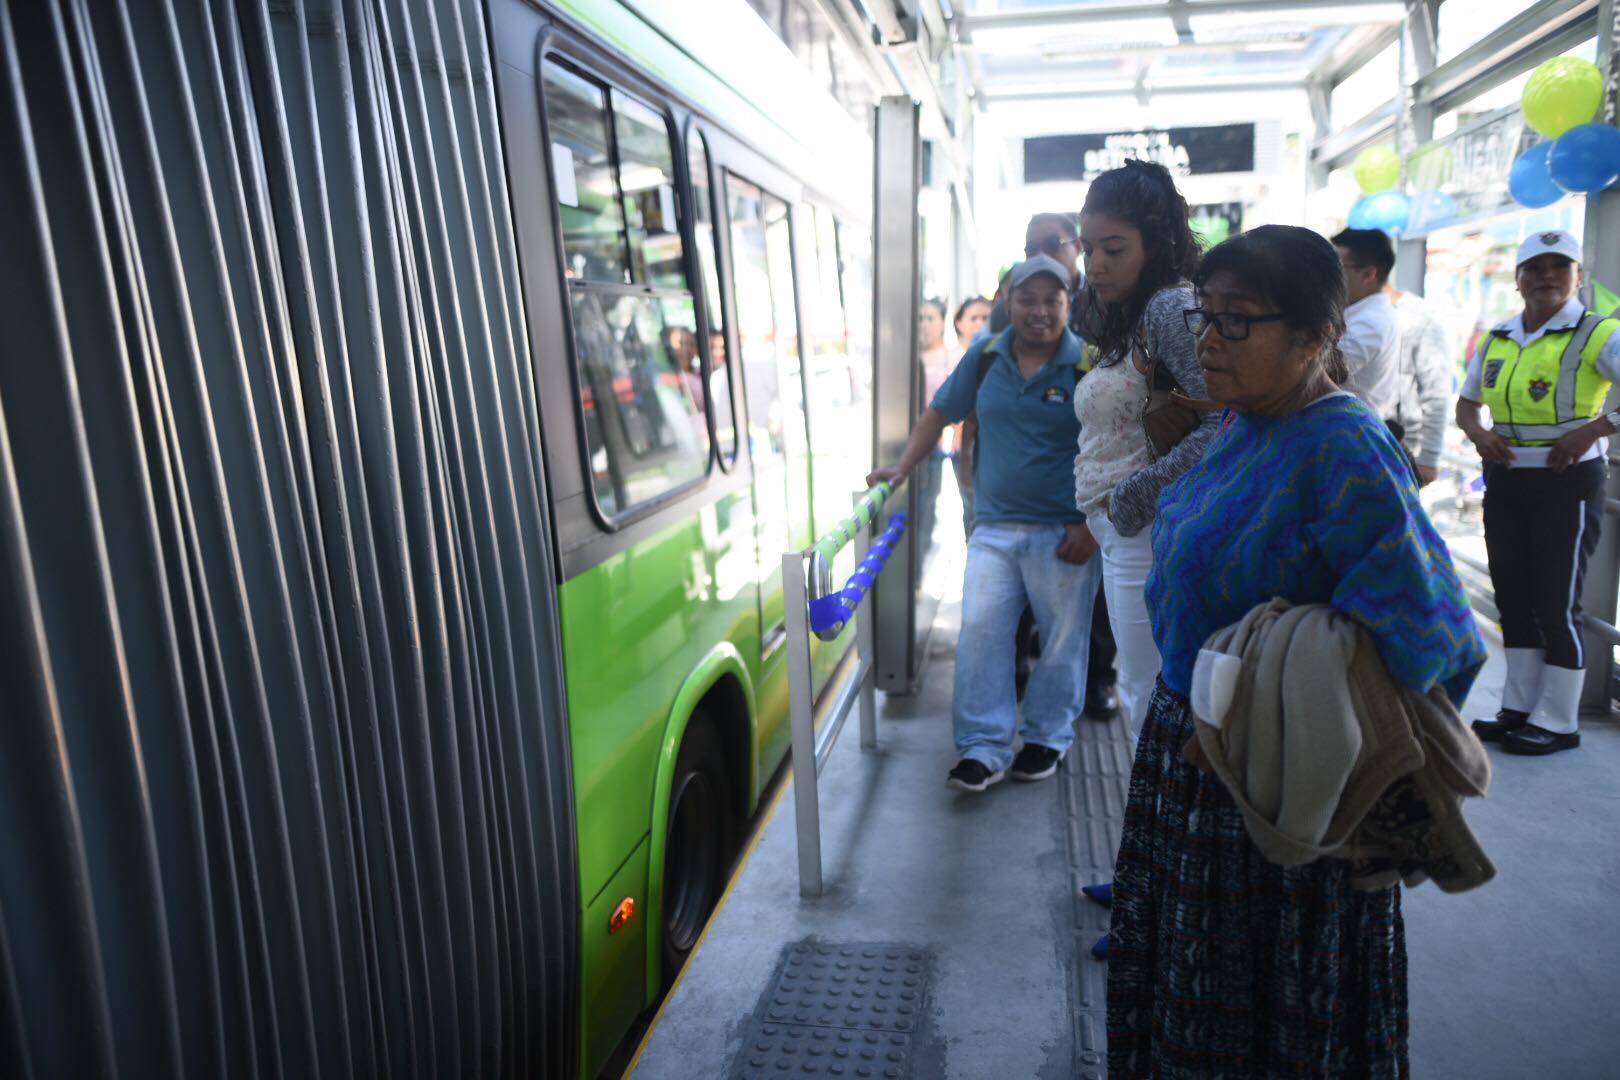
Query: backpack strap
975,345,996,389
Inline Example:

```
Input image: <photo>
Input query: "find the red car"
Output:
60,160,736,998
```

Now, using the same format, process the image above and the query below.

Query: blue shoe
1090,932,1110,961
1080,882,1112,908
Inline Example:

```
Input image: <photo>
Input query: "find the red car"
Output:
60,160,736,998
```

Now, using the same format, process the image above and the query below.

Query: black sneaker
1009,743,1062,781
946,758,1004,792
1084,681,1119,721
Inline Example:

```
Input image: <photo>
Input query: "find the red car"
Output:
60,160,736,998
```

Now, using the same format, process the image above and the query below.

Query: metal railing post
854,491,878,749
785,482,905,897
783,549,823,897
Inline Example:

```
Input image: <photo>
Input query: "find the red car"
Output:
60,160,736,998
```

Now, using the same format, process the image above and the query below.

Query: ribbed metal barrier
0,2,576,1077
782,484,906,897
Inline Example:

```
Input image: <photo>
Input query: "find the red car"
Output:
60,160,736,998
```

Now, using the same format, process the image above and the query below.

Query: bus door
726,174,812,652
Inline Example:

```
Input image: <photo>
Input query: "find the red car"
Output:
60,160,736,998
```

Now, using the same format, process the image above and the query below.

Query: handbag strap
1132,330,1179,393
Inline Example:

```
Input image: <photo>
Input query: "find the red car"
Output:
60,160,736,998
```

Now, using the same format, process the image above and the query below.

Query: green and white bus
0,0,880,1077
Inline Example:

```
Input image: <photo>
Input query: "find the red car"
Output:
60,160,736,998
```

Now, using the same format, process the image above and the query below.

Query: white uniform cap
1516,229,1582,267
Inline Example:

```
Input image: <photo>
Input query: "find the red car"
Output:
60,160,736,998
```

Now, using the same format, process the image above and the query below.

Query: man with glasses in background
1331,228,1401,423
984,213,1090,339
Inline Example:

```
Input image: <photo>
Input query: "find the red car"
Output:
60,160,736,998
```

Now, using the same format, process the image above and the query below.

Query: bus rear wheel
660,717,733,984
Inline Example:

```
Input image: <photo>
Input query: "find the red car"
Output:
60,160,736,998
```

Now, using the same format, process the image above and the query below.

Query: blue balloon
1346,192,1408,233
1410,190,1457,225
1548,123,1620,194
1349,190,1408,235
1509,142,1565,207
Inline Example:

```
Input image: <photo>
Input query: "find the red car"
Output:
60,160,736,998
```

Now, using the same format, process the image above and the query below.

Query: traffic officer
1457,230,1620,756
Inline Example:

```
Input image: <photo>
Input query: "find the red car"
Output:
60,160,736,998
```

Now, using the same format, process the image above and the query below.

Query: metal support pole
1305,79,1332,193
854,491,878,749
783,550,823,896
1395,0,1439,292
1580,0,1620,710
872,96,924,694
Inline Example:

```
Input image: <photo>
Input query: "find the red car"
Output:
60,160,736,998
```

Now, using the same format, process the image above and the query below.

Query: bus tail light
609,897,636,934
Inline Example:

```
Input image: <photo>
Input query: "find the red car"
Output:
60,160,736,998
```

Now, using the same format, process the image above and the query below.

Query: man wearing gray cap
1457,229,1620,756
869,255,1100,790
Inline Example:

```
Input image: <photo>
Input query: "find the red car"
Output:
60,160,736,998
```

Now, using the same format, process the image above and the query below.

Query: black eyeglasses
1183,308,1289,341
1024,235,1076,258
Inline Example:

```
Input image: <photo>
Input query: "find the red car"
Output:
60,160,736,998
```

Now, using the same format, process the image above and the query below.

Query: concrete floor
631,497,1620,1078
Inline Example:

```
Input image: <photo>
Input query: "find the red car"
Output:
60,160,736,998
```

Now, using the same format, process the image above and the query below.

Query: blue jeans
954,522,1101,771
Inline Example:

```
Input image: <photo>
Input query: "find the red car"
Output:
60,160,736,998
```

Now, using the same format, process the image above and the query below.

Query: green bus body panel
581,834,650,1076
560,492,764,906
527,5,874,1074
561,489,859,1062
640,641,757,1001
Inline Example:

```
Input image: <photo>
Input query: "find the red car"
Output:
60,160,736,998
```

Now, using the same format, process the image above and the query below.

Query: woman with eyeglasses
1107,226,1485,1077
1068,162,1219,958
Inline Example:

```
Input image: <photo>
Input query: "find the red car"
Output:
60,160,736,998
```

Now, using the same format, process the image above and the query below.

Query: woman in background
1071,161,1218,960
952,296,991,359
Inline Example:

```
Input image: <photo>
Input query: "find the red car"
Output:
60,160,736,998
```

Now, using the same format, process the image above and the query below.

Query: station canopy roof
957,0,1408,102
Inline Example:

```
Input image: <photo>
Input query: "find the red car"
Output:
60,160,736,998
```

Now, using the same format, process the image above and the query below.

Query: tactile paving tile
730,941,932,1080
1061,715,1134,1080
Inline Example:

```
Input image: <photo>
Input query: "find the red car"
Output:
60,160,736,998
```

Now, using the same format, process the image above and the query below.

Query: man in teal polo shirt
869,256,1100,791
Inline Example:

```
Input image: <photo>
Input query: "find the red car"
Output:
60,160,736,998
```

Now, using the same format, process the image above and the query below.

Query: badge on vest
1528,378,1552,402
1041,386,1070,404
1482,359,1504,389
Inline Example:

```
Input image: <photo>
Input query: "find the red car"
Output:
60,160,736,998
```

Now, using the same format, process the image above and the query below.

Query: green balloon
1522,57,1603,138
1353,145,1401,194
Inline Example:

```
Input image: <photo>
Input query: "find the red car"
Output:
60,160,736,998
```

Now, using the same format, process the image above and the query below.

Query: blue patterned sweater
1147,393,1486,704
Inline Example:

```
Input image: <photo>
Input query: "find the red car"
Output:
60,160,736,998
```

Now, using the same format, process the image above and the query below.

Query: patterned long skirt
1107,681,1408,1078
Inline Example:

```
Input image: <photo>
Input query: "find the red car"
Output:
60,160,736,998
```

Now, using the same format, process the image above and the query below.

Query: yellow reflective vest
1478,311,1620,445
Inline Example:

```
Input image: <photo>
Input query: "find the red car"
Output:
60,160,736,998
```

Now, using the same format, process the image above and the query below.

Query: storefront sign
1406,106,1543,235
1023,124,1256,183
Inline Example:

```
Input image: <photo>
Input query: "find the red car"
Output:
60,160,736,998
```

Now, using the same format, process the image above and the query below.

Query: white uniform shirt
1459,296,1620,467
1339,292,1400,419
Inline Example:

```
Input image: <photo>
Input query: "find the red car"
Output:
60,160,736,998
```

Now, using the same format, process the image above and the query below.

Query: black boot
1471,708,1528,742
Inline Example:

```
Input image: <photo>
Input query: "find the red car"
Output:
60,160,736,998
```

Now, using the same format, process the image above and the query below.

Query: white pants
1088,515,1161,742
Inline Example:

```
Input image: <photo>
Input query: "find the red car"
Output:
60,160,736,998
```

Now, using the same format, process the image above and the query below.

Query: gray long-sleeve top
1390,291,1455,469
1088,285,1220,538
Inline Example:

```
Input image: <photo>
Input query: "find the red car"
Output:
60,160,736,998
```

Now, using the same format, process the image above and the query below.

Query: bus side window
687,131,738,465
541,58,710,518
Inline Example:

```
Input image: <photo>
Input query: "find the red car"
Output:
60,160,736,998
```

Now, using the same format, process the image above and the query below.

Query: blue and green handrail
805,481,908,641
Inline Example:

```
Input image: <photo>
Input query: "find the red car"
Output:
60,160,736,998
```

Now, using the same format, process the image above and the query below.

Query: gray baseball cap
1006,253,1071,291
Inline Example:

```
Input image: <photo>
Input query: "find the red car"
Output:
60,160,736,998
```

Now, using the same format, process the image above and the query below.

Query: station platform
630,524,1620,1079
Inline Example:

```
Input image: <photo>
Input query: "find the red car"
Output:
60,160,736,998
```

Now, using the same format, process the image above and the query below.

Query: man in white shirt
1331,228,1400,420
1386,286,1455,486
